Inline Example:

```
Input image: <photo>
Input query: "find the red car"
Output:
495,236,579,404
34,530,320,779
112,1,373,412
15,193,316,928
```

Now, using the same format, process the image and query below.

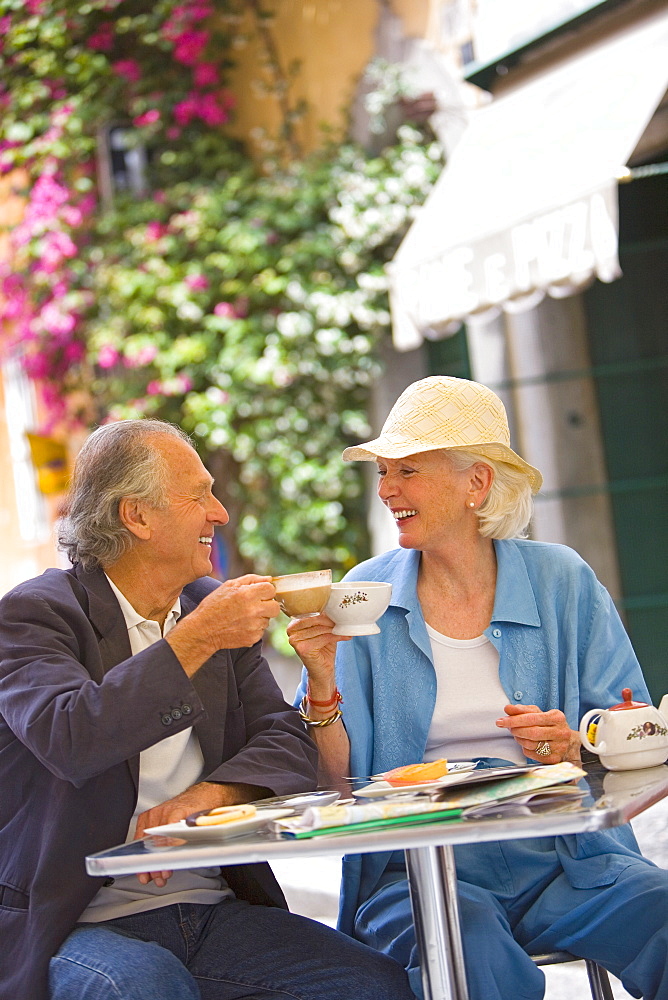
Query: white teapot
579,688,668,771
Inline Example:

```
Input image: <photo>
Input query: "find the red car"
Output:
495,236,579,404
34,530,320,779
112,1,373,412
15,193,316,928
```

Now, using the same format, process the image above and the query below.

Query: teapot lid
610,688,649,711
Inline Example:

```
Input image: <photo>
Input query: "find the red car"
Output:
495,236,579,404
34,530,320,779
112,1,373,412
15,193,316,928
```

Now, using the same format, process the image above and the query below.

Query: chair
530,950,615,1000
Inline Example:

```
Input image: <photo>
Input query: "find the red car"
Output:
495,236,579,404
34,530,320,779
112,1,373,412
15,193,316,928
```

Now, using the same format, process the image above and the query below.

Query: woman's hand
286,613,349,699
496,703,582,764
287,614,352,794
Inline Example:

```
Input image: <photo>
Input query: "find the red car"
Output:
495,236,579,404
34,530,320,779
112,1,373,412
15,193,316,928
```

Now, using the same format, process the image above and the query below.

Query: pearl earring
468,501,475,508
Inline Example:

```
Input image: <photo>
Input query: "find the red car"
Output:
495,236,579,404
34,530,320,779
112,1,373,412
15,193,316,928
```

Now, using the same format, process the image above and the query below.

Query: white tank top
423,623,525,765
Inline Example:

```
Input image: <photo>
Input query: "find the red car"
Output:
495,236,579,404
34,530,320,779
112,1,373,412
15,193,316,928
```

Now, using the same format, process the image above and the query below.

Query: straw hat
342,376,543,493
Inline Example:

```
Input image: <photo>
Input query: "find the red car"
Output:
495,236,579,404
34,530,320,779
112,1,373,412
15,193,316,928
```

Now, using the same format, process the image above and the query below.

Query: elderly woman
288,376,668,1000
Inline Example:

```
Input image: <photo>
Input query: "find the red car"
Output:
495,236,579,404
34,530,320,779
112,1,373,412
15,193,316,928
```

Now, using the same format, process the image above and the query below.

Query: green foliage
0,0,443,600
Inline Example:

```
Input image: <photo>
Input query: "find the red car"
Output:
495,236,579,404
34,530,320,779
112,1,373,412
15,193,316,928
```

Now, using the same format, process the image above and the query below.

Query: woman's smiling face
375,450,475,551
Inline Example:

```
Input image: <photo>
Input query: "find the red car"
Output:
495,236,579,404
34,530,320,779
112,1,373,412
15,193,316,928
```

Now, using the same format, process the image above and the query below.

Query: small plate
145,808,294,841
354,762,476,799
251,790,340,813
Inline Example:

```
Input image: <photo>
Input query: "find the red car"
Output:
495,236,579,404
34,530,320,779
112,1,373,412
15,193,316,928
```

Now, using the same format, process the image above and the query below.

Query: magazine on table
273,762,586,838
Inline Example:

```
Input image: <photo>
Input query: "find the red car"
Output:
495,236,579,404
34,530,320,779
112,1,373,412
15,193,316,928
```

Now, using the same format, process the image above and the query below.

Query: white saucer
354,762,476,798
145,808,294,841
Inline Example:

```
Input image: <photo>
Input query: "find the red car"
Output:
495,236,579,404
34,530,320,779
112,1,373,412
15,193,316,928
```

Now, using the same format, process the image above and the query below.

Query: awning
388,8,668,351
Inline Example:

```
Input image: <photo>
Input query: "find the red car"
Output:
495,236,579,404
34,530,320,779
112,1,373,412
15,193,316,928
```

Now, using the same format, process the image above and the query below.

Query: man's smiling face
143,435,229,588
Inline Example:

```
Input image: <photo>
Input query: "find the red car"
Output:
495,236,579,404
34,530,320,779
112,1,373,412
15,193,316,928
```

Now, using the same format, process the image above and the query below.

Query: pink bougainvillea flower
147,375,193,396
40,301,76,336
23,353,52,381
25,0,48,12
64,341,85,363
196,93,228,126
174,92,228,128
46,81,68,100
173,374,194,393
14,174,78,243
163,2,213,40
124,344,158,367
0,289,28,320
86,23,115,51
39,385,67,423
166,126,182,141
193,62,219,88
185,273,209,291
37,231,78,274
133,109,161,128
213,302,235,318
173,29,209,65
51,102,75,127
112,59,142,83
188,2,214,21
61,205,84,227
145,221,168,241
173,97,197,126
97,344,121,368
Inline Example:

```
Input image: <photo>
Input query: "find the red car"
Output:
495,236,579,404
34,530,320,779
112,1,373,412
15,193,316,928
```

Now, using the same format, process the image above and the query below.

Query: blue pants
354,840,668,1000
49,899,414,1000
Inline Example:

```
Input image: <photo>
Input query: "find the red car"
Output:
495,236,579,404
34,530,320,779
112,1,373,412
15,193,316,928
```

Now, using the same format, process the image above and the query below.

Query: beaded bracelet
298,695,343,728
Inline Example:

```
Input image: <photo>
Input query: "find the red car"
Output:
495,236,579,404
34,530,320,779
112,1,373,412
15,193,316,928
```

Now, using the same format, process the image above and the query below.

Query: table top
85,761,668,877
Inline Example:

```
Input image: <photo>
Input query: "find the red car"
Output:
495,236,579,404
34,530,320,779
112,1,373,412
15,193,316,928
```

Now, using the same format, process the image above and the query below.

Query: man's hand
133,780,269,887
167,576,280,676
496,703,582,764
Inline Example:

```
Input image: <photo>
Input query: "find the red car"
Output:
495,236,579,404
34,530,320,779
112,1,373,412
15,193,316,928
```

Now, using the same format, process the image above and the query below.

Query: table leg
405,844,469,1000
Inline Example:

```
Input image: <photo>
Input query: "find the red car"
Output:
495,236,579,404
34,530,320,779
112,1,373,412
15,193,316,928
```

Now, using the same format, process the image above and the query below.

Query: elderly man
0,419,413,1000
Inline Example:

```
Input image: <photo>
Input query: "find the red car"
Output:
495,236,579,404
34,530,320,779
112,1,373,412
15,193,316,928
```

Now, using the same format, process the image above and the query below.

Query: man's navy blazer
0,564,318,1000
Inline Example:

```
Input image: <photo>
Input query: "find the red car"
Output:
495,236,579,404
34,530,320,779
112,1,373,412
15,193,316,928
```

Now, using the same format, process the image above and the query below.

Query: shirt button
181,704,192,715
161,713,173,726
514,691,523,701
171,708,182,721
492,628,502,638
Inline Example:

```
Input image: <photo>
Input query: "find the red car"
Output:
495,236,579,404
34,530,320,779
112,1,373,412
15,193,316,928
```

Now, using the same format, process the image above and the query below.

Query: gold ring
535,740,551,757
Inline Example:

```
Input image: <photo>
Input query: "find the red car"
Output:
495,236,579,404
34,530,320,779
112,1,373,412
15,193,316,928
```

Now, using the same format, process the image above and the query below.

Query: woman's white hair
447,448,534,539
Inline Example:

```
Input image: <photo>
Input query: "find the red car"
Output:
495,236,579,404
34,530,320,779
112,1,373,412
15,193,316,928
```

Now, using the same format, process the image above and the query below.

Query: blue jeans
354,848,668,1000
49,899,414,1000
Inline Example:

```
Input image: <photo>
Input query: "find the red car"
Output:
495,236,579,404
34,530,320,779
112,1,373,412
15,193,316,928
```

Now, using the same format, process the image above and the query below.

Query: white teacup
324,581,392,635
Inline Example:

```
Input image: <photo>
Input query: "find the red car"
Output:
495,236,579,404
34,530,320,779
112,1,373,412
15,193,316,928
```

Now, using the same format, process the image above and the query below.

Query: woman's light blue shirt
296,538,652,934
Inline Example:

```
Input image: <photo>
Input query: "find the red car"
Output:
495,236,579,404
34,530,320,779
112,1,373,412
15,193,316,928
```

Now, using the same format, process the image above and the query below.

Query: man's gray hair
58,419,193,571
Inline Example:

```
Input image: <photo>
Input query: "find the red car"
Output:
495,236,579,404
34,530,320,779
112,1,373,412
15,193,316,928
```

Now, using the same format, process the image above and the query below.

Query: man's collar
104,573,181,629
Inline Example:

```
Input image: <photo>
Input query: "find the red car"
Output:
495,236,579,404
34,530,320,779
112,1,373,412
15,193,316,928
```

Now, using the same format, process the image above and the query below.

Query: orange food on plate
382,759,449,786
